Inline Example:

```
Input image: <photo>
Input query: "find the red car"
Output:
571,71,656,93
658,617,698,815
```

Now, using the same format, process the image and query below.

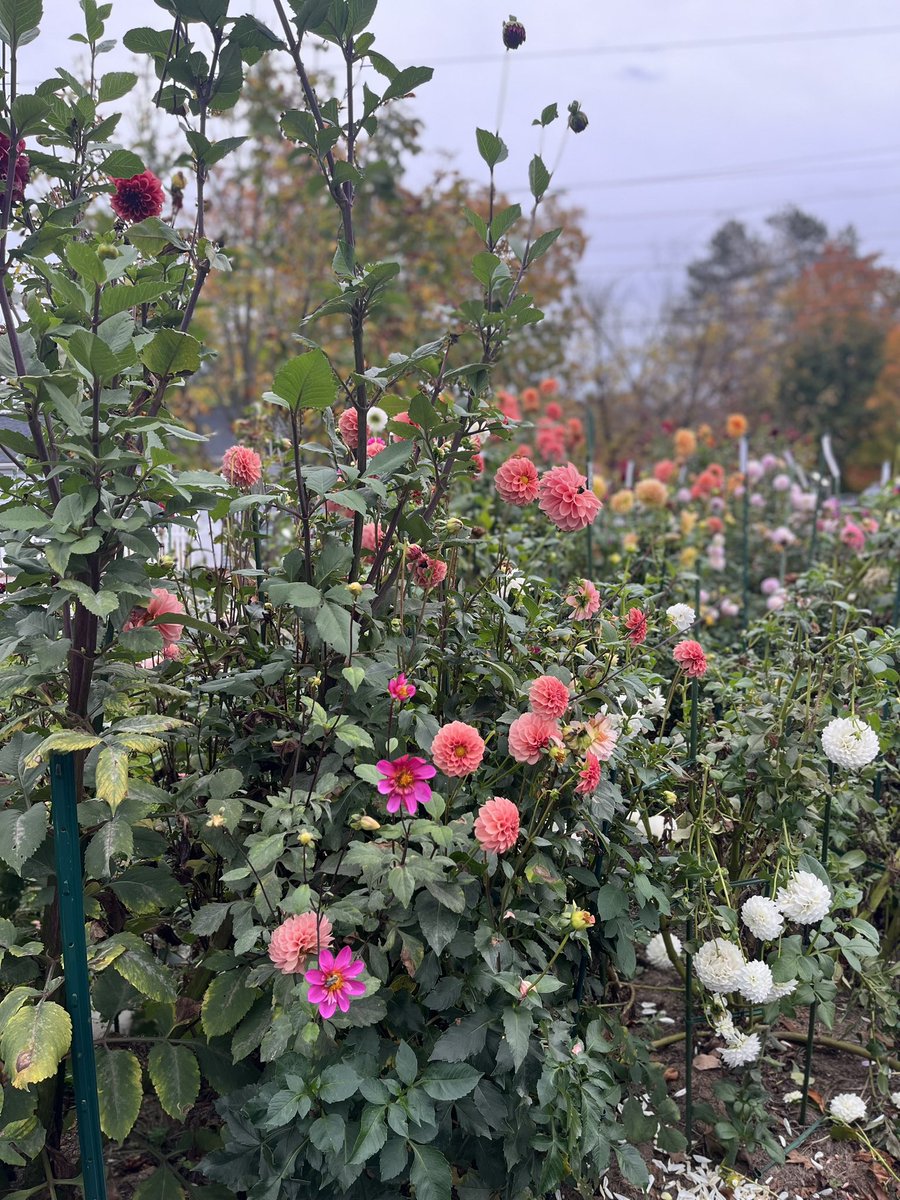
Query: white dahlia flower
645,932,681,970
829,1093,868,1123
721,1032,762,1068
693,938,745,994
365,405,389,433
740,895,784,941
891,1092,900,1108
737,960,774,1003
713,1009,738,1043
666,602,696,632
821,716,879,770
643,687,666,716
776,871,832,925
763,978,798,1003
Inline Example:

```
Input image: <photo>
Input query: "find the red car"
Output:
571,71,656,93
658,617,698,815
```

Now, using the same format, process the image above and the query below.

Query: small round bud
298,830,315,846
446,517,463,534
662,790,678,805
97,243,119,260
570,907,595,930
309,674,322,689
502,15,526,49
347,581,364,597
567,101,589,133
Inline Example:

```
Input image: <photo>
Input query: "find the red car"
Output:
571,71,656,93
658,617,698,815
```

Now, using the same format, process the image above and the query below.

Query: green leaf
95,744,128,811
25,730,102,765
381,64,433,103
533,101,558,127
267,349,335,411
0,805,47,873
98,71,138,102
147,1043,200,1119
1,1001,71,1090
64,329,122,382
266,581,321,608
65,240,105,285
501,1006,532,1071
0,504,49,532
101,149,146,177
112,943,177,1002
133,1169,185,1200
409,1142,451,1200
310,1112,345,1154
421,1062,481,1102
615,1142,650,1190
126,217,188,257
388,865,415,908
525,227,561,266
318,1062,361,1102
0,0,42,49
201,969,259,1037
475,128,507,169
10,93,48,135
394,1040,418,1085
621,1095,658,1143
110,865,182,913
95,1048,142,1142
349,1104,387,1165
84,819,133,879
415,892,459,955
341,666,366,692
315,602,352,655
140,329,201,377
57,581,119,619
528,154,551,201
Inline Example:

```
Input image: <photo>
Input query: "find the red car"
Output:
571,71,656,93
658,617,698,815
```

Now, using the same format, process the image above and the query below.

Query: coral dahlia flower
673,639,708,678
565,579,600,620
575,752,601,794
124,587,185,646
507,712,559,765
537,462,601,531
268,912,333,974
222,444,262,489
494,455,540,505
528,675,570,720
110,170,165,222
338,407,359,449
431,721,485,776
624,607,647,646
473,796,520,854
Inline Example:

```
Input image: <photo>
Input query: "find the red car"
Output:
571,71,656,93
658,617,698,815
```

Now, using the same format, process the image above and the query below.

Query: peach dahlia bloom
431,721,485,777
673,639,708,678
222,445,262,489
473,797,520,854
528,675,570,720
494,455,540,505
268,911,333,974
537,463,601,532
508,712,560,765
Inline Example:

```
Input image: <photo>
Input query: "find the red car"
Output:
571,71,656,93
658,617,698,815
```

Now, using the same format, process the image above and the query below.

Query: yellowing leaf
95,744,128,811
1,1002,72,1089
95,1048,143,1142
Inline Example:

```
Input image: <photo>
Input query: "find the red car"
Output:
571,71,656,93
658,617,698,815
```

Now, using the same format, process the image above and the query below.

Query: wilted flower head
366,405,388,433
574,752,601,794
110,170,165,222
821,716,879,770
565,578,600,620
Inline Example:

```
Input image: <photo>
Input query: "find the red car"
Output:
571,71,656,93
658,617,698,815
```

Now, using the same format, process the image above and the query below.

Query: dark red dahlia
0,134,30,203
502,15,526,50
110,170,165,223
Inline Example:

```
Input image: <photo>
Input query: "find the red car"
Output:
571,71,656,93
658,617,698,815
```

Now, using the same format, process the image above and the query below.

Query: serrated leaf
140,329,201,377
133,1169,185,1200
95,1048,142,1141
349,1104,387,1165
0,0,43,50
315,602,351,655
148,1043,200,1119
475,127,507,169
95,744,128,811
98,71,138,102
101,149,145,177
501,1006,532,1071
65,240,104,285
266,580,321,608
415,891,459,955
381,64,433,103
84,819,133,879
25,730,101,766
1,1002,71,1090
57,579,119,618
421,1061,481,1101
410,1142,451,1200
112,944,177,1002
0,805,47,873
201,969,259,1037
110,865,181,913
528,154,551,201
269,349,335,411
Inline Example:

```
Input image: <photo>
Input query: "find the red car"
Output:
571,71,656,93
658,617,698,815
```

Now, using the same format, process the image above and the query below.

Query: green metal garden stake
50,753,108,1200
585,405,595,577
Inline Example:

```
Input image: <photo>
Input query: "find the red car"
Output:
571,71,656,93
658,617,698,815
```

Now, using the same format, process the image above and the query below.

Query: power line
417,24,900,67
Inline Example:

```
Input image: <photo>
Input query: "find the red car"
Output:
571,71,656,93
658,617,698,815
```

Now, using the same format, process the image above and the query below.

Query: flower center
454,745,467,757
322,971,344,993
396,769,414,789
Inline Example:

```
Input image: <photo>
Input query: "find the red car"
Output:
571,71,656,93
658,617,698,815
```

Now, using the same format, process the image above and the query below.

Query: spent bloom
776,870,832,925
740,896,784,941
565,578,600,620
305,946,366,1019
624,607,648,645
431,721,485,776
693,938,745,993
673,639,708,678
268,912,333,974
645,932,681,970
721,1032,762,1068
366,405,388,433
110,170,165,222
413,556,448,589
537,463,601,531
0,134,29,202
829,1093,868,1124
222,445,262,489
737,960,774,1003
528,675,570,720
574,752,601,794
821,716,879,770
473,797,520,854
666,602,696,632
502,15,526,49
387,674,416,703
494,455,540,505
508,712,559,765
376,755,436,815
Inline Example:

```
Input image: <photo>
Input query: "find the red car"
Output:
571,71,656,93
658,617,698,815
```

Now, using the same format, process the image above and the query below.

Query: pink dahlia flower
366,436,387,457
575,752,601,794
376,754,436,815
673,639,708,678
508,712,559,765
124,587,185,646
222,444,262,489
473,796,520,854
305,945,366,1019
494,455,540,505
110,170,164,222
840,521,865,552
338,407,359,449
413,556,448,589
431,721,485,777
388,674,416,702
565,579,600,620
361,522,383,555
268,912,333,974
624,607,648,646
529,675,570,720
537,463,601,532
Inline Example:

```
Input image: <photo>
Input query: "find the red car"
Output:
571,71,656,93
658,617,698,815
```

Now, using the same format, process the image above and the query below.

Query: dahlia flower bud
502,15,526,49
567,101,589,133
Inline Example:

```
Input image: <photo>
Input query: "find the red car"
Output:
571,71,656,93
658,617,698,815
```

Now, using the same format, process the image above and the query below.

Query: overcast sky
24,1,900,321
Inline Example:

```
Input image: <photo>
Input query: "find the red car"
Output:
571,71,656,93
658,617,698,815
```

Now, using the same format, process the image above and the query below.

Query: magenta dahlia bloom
388,674,416,702
0,134,29,202
376,754,436,815
110,170,165,222
305,946,366,1018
